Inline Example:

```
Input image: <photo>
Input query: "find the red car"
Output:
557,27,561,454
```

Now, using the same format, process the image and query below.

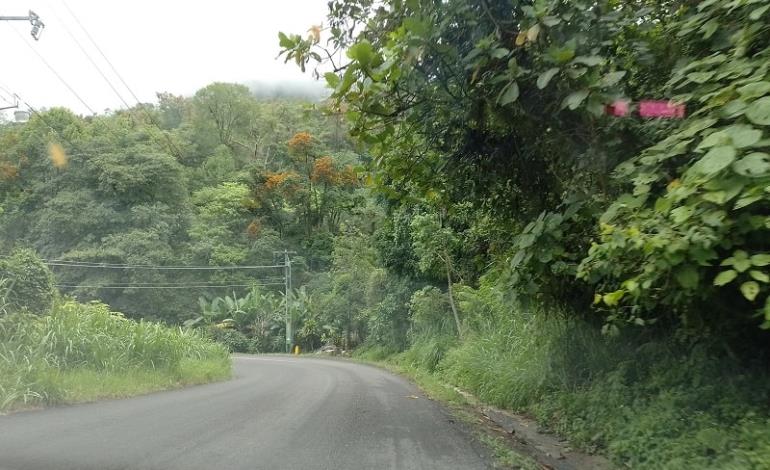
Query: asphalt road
0,356,491,470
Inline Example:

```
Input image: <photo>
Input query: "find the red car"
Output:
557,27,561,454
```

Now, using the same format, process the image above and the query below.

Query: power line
45,1,132,110
44,261,285,271
61,1,141,104
59,1,182,157
8,24,96,114
0,254,285,270
55,279,286,286
55,283,285,290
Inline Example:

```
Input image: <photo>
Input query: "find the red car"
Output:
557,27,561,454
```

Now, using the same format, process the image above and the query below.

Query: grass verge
353,355,541,469
357,307,770,469
0,300,231,413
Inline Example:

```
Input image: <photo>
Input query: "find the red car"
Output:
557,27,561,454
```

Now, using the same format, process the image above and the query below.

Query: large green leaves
746,97,770,126
562,90,590,110
498,82,520,105
347,40,375,67
690,146,736,176
733,153,770,177
537,68,560,89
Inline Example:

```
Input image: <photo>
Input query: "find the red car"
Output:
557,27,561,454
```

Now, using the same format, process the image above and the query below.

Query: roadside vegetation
0,254,230,412
2,0,770,467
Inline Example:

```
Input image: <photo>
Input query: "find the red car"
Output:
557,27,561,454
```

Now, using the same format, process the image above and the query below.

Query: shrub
204,326,259,353
0,248,54,314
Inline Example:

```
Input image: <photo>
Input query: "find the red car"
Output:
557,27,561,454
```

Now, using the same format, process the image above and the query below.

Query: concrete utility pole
275,250,297,353
0,10,45,40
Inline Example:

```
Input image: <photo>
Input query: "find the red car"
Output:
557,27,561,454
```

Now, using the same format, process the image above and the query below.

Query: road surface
0,356,491,470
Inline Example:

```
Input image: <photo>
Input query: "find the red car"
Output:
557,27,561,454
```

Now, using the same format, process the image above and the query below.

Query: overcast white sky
0,0,328,117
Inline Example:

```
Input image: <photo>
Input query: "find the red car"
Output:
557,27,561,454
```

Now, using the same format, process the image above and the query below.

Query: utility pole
0,10,45,40
275,250,297,353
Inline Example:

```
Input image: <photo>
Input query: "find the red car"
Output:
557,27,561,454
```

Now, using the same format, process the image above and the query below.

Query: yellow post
293,345,300,355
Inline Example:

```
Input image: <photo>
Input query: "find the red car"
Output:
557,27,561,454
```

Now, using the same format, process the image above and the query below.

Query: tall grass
0,300,231,411
371,282,770,469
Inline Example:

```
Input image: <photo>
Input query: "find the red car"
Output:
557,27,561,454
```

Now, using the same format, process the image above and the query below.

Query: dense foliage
281,0,770,339
275,0,770,467
3,0,770,464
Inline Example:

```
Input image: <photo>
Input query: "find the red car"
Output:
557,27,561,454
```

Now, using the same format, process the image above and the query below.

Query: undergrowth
0,300,231,412
357,290,770,469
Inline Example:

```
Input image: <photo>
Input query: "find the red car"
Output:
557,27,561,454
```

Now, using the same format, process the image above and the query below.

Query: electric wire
54,279,286,286
7,24,96,114
43,261,285,270
0,254,285,271
61,1,142,104
45,1,132,110
55,283,285,290
59,1,183,156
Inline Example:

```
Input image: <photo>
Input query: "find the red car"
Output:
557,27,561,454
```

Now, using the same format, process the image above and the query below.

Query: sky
0,0,328,118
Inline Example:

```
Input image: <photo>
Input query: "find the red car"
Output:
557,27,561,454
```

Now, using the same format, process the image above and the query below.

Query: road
0,356,491,470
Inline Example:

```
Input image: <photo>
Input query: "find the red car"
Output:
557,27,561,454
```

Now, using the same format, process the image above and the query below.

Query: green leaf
403,17,429,37
746,97,770,126
714,270,737,286
735,258,752,273
542,16,561,27
347,40,375,67
741,281,760,301
733,153,770,177
278,32,295,49
737,82,770,100
562,89,589,110
498,82,520,106
526,24,541,42
735,195,762,210
600,71,627,88
750,270,770,283
571,56,604,67
696,130,729,149
324,72,340,89
675,265,699,289
679,118,718,138
700,19,718,39
670,206,694,223
537,68,560,90
750,5,770,20
726,125,762,148
547,45,575,64
722,100,748,119
490,47,509,59
602,290,624,307
688,71,715,84
752,254,770,266
691,146,737,176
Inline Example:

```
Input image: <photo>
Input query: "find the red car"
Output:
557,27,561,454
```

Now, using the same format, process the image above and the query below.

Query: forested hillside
3,0,770,467
0,84,370,326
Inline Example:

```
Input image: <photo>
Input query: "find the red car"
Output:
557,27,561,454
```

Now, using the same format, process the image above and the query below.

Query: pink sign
605,100,630,117
638,100,686,118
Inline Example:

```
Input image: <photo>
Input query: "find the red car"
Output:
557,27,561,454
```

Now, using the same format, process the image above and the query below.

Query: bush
0,248,54,314
205,326,260,353
380,280,770,468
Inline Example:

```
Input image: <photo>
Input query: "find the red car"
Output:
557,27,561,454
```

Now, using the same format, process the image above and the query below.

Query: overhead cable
55,283,285,290
46,2,132,110
8,24,95,114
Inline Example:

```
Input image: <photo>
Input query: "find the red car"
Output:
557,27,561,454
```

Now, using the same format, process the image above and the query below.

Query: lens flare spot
48,142,68,169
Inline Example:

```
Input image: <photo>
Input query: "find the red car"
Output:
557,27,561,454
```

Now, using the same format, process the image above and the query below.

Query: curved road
0,356,491,470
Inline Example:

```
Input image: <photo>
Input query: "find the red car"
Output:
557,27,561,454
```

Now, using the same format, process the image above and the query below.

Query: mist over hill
244,79,328,101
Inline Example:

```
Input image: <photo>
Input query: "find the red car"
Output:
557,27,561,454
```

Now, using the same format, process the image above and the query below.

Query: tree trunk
443,250,462,339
